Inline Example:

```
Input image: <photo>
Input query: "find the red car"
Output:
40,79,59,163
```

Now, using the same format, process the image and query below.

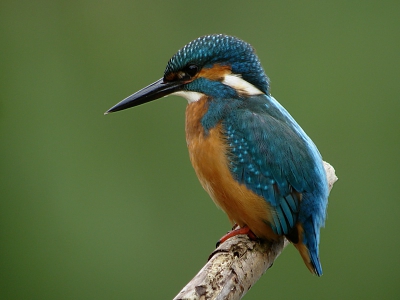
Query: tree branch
173,161,338,300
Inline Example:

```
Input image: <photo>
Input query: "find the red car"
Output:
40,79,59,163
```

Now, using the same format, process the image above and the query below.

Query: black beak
105,78,183,114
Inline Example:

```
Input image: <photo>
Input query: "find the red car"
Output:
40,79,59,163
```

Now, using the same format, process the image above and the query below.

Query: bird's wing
223,103,321,236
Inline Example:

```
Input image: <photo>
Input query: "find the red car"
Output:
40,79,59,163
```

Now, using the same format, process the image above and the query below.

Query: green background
1,1,399,299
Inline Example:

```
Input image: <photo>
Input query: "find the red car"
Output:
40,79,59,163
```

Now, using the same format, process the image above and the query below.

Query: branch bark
173,161,338,300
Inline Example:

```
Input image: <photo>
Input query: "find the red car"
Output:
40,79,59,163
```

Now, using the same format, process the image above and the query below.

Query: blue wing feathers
200,86,327,274
271,212,282,235
285,193,299,213
223,94,328,237
280,197,295,228
202,93,328,274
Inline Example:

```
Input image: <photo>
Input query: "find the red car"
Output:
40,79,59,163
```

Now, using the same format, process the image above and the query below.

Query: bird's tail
292,219,323,276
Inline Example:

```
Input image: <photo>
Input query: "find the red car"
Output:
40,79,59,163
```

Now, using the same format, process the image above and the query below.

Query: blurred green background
1,1,399,299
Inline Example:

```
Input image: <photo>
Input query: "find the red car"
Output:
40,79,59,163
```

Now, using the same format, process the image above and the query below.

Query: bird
105,34,329,276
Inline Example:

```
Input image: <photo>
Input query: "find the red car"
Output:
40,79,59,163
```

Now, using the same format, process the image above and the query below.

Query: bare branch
174,162,337,300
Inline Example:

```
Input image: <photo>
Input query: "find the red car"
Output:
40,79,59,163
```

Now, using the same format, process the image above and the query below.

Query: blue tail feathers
310,250,323,276
300,214,324,276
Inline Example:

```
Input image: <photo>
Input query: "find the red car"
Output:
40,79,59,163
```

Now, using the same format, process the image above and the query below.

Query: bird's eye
185,64,199,77
173,64,199,81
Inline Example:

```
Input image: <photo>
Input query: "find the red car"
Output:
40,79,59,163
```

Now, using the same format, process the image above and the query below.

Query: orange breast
185,97,278,240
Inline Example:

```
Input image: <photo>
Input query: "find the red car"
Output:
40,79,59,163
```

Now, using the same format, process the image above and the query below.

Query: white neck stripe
222,74,264,96
170,74,263,103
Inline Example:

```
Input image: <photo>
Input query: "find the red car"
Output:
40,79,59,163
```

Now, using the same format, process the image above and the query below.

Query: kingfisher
105,34,329,276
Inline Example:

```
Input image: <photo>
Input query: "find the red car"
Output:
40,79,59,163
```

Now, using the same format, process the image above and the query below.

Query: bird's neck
185,95,209,140
202,97,243,133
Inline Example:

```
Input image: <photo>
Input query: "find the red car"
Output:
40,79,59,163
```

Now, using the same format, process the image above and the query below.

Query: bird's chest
185,98,230,204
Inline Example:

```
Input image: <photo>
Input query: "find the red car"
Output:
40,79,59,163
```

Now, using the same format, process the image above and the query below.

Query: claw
216,225,258,247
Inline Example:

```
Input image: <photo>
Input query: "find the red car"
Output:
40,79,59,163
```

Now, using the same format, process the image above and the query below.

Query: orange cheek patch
198,64,231,81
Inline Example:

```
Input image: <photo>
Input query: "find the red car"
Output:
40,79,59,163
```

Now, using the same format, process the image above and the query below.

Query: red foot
216,226,258,247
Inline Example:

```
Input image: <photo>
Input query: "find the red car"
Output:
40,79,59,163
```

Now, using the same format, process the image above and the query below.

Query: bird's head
105,34,269,114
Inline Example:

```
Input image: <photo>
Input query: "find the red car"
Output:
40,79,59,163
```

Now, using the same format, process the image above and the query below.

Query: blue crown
164,34,270,94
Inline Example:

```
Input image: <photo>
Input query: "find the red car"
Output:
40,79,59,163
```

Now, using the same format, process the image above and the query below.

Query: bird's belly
185,100,278,240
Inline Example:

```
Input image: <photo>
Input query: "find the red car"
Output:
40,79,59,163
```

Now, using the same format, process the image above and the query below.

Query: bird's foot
216,225,258,248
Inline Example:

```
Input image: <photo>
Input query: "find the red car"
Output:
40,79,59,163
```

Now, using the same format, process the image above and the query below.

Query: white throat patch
171,91,205,103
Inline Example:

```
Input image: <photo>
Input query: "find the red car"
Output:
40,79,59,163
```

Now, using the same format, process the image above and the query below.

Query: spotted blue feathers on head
165,34,270,94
